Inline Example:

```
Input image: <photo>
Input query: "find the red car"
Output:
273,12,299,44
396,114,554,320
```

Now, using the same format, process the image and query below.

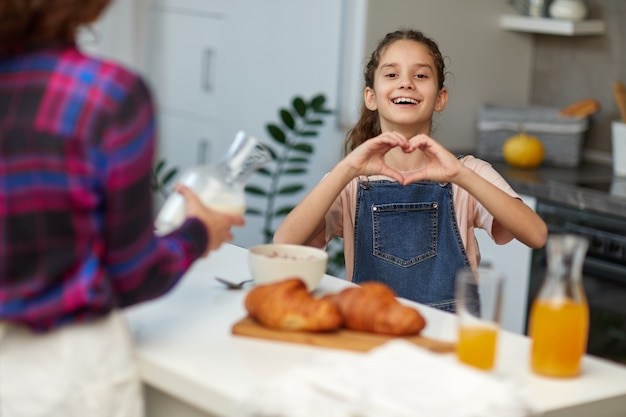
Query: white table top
125,243,626,417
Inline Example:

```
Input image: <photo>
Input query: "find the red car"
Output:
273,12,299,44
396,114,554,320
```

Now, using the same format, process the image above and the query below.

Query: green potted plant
244,93,332,242
244,93,345,276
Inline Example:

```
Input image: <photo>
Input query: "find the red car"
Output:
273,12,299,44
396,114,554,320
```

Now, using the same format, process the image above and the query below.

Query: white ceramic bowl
248,244,328,291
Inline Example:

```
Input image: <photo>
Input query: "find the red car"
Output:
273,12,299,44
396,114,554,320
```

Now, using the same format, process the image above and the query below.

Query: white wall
215,1,346,247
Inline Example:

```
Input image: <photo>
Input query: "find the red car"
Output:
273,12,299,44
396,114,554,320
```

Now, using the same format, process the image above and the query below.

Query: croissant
327,282,426,336
244,278,343,332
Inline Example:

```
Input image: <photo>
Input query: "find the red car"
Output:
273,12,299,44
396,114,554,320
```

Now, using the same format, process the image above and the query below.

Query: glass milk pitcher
528,234,589,378
154,131,271,235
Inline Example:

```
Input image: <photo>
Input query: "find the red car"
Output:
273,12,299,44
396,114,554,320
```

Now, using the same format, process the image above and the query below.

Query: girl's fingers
406,134,432,151
382,169,406,184
402,170,427,184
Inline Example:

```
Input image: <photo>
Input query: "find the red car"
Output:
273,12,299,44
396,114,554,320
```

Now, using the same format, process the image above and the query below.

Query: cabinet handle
197,139,210,164
201,48,214,93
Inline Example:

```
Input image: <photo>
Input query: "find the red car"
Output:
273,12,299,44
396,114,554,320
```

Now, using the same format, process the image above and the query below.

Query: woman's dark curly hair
0,0,111,52
343,29,447,155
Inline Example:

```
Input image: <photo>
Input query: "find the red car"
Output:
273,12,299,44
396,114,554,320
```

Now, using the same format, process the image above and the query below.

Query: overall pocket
372,202,438,267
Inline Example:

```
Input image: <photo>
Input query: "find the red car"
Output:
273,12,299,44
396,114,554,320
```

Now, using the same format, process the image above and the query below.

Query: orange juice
457,324,499,370
529,298,589,377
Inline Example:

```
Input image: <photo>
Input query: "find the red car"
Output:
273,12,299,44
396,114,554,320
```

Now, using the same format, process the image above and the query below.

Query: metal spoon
215,277,253,290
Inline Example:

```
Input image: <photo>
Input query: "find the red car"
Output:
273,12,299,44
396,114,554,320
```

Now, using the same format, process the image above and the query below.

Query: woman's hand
402,134,465,184
344,131,411,182
177,185,245,256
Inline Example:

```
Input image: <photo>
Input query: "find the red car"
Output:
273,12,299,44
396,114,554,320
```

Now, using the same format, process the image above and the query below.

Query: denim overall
352,178,471,312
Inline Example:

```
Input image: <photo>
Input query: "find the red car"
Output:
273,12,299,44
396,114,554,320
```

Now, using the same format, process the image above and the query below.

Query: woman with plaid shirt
0,1,244,415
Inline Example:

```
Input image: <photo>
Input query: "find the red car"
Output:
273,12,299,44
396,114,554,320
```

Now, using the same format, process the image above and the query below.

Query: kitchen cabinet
499,14,606,36
142,0,346,247
145,0,226,170
475,194,537,335
143,0,345,167
159,114,213,168
147,8,223,120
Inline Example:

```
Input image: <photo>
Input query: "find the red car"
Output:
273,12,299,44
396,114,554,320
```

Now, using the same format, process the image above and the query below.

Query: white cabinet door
145,0,227,185
157,113,215,186
475,194,537,335
146,3,225,121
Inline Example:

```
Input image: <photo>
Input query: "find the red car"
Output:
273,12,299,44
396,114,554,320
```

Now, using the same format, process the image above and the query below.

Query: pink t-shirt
309,155,519,280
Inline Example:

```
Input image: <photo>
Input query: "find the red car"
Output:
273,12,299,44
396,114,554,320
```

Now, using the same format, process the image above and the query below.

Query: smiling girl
273,29,547,311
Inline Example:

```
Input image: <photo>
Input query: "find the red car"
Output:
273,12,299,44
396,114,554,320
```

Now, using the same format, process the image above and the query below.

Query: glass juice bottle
528,234,589,378
154,131,271,235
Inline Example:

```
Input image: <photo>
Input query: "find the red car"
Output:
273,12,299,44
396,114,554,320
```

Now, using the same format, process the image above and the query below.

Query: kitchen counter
488,161,626,219
125,243,626,417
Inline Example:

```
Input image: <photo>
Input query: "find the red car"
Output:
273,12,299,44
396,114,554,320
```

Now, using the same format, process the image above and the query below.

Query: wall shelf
500,15,606,36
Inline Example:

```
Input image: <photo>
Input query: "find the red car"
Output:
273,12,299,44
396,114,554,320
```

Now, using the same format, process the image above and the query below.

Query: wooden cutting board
232,316,455,353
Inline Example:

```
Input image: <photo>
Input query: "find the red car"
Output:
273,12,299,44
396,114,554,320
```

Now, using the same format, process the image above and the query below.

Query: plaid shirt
0,44,208,332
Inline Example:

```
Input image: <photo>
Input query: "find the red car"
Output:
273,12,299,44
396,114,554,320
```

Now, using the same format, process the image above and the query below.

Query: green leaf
299,130,318,137
245,208,263,216
293,143,314,154
161,168,178,186
293,96,306,117
255,167,273,176
280,109,296,130
244,185,268,196
305,119,323,126
274,206,295,216
154,160,165,174
314,108,333,115
278,184,305,195
283,168,307,175
287,157,309,163
263,229,274,243
267,124,286,144
311,94,326,110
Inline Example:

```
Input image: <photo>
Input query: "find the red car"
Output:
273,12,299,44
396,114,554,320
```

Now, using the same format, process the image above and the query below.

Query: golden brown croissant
327,282,426,336
244,278,342,332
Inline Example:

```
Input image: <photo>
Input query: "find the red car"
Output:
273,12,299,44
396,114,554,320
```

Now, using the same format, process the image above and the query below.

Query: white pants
0,310,144,417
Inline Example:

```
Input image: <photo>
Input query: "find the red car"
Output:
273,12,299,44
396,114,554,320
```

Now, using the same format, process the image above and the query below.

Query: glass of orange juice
455,268,504,371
